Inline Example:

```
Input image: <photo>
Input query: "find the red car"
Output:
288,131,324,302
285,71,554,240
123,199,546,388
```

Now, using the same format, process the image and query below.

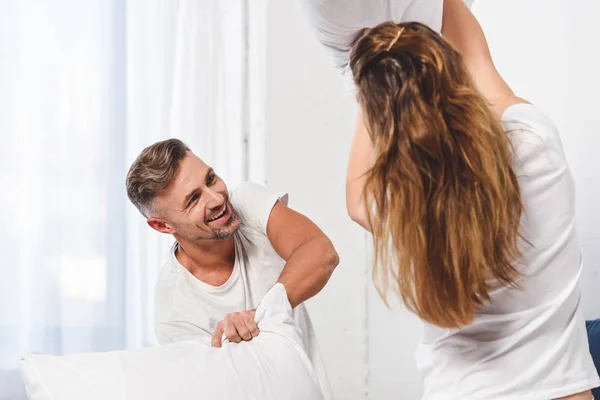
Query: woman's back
416,103,599,400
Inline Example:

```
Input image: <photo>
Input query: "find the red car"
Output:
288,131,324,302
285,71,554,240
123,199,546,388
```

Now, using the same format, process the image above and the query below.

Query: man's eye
207,174,216,185
188,194,199,207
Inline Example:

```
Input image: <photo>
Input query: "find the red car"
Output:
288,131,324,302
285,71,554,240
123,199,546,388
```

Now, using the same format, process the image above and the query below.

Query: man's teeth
208,206,226,222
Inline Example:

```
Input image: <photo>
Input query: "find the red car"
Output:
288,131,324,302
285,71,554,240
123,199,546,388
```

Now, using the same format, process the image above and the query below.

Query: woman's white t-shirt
416,104,600,399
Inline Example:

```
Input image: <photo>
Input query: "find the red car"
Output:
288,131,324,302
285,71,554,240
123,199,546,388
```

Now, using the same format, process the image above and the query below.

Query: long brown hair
350,22,523,328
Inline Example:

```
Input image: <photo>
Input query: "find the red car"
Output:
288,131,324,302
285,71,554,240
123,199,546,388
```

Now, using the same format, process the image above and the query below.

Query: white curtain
124,0,248,348
0,0,248,398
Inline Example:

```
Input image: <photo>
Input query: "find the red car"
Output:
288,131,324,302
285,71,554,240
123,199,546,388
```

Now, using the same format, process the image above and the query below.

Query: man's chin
211,219,241,240
210,229,238,241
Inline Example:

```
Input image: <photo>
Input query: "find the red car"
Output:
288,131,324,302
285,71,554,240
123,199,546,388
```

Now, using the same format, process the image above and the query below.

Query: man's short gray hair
126,138,190,218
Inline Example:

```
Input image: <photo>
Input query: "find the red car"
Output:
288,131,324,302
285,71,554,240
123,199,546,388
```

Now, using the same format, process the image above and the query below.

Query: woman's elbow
347,203,371,232
347,203,361,223
346,194,362,222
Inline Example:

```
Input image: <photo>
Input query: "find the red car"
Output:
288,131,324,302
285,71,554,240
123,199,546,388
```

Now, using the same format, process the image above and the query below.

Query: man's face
148,152,240,241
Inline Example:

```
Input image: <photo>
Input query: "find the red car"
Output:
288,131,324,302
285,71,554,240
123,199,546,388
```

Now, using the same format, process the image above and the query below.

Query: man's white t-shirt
416,104,600,399
154,182,332,400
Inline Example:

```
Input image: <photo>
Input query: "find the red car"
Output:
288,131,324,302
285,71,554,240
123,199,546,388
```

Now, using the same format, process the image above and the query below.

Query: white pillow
20,283,324,400
297,0,475,94
298,0,476,71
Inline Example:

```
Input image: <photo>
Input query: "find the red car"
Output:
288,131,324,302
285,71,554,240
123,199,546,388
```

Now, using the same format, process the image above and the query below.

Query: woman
302,0,599,398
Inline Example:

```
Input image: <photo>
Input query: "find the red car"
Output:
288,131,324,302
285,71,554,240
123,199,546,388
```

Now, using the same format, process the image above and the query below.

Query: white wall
264,1,600,399
264,1,425,398
471,0,600,319
264,2,369,399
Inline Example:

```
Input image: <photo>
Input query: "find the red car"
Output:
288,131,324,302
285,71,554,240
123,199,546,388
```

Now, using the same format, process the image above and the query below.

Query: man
126,138,338,399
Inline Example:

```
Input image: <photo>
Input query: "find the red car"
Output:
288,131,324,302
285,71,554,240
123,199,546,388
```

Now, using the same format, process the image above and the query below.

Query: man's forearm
277,236,339,308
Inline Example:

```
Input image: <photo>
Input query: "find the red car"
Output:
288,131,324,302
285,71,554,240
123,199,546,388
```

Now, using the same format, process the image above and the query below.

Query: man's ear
147,218,175,234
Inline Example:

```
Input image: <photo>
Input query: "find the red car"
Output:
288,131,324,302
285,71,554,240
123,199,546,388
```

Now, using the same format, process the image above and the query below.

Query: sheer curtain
124,0,248,348
0,0,248,398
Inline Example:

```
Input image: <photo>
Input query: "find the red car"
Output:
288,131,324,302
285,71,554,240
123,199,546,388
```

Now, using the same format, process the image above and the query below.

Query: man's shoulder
155,243,180,288
155,260,178,292
228,181,288,238
229,181,266,201
229,181,289,214
154,249,182,318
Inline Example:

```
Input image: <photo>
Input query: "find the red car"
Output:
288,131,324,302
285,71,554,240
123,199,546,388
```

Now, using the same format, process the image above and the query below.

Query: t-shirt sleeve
230,182,289,236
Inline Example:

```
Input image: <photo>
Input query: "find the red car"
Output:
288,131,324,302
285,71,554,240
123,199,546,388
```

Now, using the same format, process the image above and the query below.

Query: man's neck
174,235,236,285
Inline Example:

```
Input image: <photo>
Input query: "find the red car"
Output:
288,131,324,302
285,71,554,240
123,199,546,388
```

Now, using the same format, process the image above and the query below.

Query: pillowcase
20,283,324,400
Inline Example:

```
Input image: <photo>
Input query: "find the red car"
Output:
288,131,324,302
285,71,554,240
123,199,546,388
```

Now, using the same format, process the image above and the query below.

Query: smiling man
125,138,337,399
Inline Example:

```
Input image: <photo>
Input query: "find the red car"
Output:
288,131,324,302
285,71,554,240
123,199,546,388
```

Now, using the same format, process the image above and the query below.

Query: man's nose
204,187,223,208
